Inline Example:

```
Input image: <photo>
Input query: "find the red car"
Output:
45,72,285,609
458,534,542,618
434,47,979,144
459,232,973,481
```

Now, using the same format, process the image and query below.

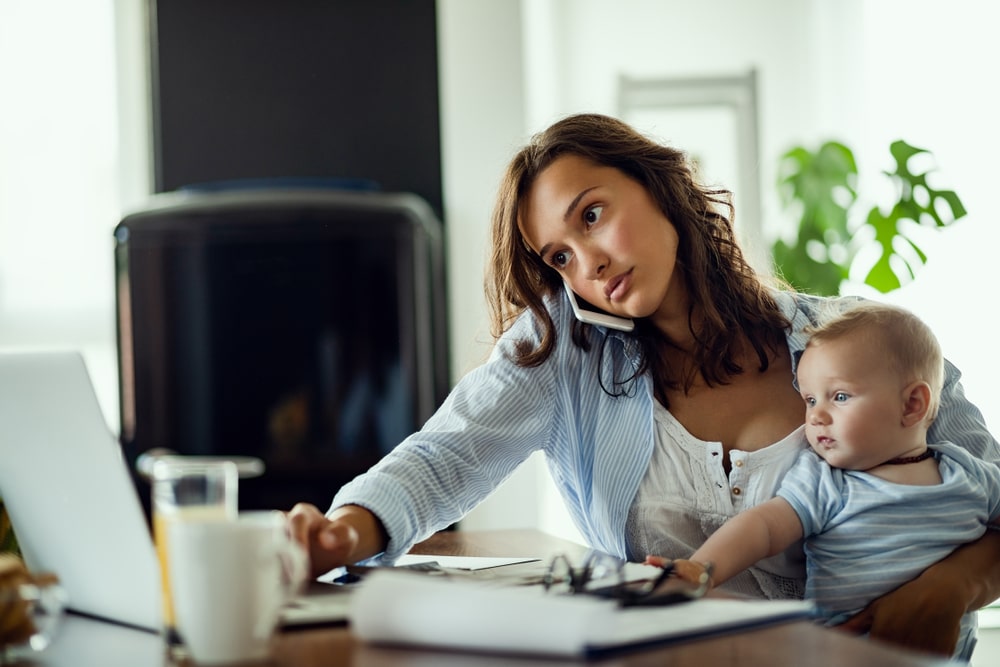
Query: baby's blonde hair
805,300,944,422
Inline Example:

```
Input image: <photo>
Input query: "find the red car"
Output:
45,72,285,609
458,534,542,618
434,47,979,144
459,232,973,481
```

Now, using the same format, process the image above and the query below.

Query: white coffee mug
168,511,307,664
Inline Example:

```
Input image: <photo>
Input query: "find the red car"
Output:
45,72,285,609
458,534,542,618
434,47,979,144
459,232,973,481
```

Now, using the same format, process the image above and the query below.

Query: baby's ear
901,381,932,427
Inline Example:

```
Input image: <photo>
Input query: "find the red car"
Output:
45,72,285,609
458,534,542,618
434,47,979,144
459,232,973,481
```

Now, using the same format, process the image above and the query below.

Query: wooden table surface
32,529,954,667
274,529,953,667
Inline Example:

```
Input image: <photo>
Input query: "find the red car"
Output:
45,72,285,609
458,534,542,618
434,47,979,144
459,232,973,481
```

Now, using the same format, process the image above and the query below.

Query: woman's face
519,154,683,322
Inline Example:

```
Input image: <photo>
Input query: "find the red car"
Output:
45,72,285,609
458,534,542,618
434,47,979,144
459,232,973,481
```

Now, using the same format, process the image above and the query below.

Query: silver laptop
0,351,161,630
0,351,352,632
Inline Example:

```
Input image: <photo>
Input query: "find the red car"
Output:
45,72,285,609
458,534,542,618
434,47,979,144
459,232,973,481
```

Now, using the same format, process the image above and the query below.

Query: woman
289,113,1000,656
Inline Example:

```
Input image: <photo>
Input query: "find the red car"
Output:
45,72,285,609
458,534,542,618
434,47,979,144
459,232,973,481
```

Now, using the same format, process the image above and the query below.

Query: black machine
114,188,450,515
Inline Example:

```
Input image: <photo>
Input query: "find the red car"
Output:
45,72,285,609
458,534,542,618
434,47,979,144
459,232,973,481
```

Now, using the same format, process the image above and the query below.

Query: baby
656,301,1000,661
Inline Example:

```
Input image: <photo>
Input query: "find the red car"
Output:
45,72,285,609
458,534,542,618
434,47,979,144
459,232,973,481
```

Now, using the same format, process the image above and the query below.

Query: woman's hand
837,531,1000,657
836,568,964,656
286,503,387,577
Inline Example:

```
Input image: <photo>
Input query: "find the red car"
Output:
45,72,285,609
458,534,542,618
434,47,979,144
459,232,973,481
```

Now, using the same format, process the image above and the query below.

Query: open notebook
0,351,353,631
352,569,814,658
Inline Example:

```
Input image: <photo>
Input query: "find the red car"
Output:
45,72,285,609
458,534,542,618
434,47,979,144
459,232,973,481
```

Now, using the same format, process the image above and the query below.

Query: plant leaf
773,141,857,295
853,140,967,291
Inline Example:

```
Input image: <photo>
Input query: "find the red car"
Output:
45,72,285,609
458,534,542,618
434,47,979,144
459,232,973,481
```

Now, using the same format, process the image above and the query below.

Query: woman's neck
650,275,696,345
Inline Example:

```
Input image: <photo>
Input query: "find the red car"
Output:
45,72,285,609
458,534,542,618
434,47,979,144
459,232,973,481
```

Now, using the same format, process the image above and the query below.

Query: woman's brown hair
486,113,789,404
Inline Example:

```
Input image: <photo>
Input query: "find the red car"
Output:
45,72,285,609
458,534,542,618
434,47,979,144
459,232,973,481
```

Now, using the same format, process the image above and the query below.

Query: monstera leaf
774,139,965,295
857,140,967,293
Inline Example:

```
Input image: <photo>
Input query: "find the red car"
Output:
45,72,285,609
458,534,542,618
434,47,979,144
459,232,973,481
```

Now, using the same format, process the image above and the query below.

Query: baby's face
796,337,906,470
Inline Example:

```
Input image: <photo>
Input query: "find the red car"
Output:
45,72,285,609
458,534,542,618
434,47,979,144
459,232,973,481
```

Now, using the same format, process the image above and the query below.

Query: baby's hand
643,556,714,587
643,555,670,569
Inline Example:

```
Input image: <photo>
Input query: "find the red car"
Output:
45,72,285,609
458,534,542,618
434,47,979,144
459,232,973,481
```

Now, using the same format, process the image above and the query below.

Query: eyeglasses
542,551,713,607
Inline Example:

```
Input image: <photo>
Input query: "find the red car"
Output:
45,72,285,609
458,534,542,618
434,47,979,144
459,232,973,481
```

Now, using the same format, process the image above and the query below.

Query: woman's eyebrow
564,186,598,222
535,186,601,260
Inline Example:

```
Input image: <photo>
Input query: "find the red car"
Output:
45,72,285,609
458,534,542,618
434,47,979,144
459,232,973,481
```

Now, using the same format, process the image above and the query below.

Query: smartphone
563,281,635,332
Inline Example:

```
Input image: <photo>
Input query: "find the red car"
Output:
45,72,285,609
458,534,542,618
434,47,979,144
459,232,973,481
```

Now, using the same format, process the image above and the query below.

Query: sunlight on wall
0,1,121,427
846,216,999,433
845,0,1000,434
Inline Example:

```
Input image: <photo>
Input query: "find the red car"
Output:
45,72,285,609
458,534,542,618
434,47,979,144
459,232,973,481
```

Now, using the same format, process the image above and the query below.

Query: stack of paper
350,569,814,658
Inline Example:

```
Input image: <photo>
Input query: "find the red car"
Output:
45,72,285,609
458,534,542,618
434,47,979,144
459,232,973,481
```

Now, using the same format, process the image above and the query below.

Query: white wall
846,0,1000,437
435,0,551,534
521,0,851,243
437,0,527,380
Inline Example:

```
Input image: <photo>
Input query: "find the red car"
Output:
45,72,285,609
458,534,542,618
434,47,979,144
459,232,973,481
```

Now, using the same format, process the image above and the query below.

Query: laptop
0,351,353,632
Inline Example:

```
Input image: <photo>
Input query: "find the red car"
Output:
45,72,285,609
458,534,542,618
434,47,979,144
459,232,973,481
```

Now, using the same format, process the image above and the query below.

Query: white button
734,460,744,468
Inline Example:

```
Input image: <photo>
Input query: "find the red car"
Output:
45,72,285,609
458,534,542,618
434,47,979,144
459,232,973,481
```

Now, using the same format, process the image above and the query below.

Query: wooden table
31,529,953,667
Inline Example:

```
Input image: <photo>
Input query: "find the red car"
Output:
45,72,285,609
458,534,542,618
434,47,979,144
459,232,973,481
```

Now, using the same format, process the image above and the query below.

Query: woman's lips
605,270,633,302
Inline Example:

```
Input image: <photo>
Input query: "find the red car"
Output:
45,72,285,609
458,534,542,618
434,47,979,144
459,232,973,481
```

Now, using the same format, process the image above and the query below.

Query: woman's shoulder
486,293,575,379
774,289,865,322
776,290,871,354
934,442,1000,475
493,291,571,351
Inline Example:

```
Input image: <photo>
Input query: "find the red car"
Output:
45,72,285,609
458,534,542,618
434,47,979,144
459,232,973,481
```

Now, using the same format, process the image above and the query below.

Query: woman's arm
311,305,569,564
930,359,1000,462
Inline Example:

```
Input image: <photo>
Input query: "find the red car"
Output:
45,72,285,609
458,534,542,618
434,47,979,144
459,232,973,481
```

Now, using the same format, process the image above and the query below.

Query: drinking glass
151,459,238,658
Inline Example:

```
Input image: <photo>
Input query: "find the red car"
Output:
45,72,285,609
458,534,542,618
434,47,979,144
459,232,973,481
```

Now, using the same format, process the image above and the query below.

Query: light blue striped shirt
331,291,1000,570
778,442,1000,659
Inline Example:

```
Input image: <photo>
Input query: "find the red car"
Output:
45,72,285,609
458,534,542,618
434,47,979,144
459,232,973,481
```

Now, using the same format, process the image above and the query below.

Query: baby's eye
834,392,849,402
583,205,604,226
803,396,816,408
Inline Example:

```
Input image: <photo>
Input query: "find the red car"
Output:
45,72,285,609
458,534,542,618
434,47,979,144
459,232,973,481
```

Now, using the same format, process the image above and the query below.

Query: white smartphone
563,281,635,332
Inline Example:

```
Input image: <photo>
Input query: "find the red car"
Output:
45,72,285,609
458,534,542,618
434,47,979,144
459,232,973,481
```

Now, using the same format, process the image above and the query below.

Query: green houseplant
772,139,966,296
0,497,18,556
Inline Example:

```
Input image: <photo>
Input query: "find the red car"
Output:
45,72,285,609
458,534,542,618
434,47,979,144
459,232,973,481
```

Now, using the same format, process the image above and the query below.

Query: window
0,1,121,426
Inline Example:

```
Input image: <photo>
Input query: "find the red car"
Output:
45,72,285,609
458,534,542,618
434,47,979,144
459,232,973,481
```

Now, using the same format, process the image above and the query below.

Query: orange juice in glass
151,459,237,657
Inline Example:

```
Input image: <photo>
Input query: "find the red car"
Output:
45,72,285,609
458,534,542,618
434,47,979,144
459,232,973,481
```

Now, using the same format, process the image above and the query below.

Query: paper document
394,554,540,571
289,554,542,626
351,570,815,658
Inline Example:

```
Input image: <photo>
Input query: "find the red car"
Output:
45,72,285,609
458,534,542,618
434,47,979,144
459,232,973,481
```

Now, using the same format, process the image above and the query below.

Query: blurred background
1,0,997,541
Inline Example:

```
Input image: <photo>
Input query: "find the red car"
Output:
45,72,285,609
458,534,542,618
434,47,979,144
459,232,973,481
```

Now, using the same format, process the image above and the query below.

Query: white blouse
625,401,809,599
